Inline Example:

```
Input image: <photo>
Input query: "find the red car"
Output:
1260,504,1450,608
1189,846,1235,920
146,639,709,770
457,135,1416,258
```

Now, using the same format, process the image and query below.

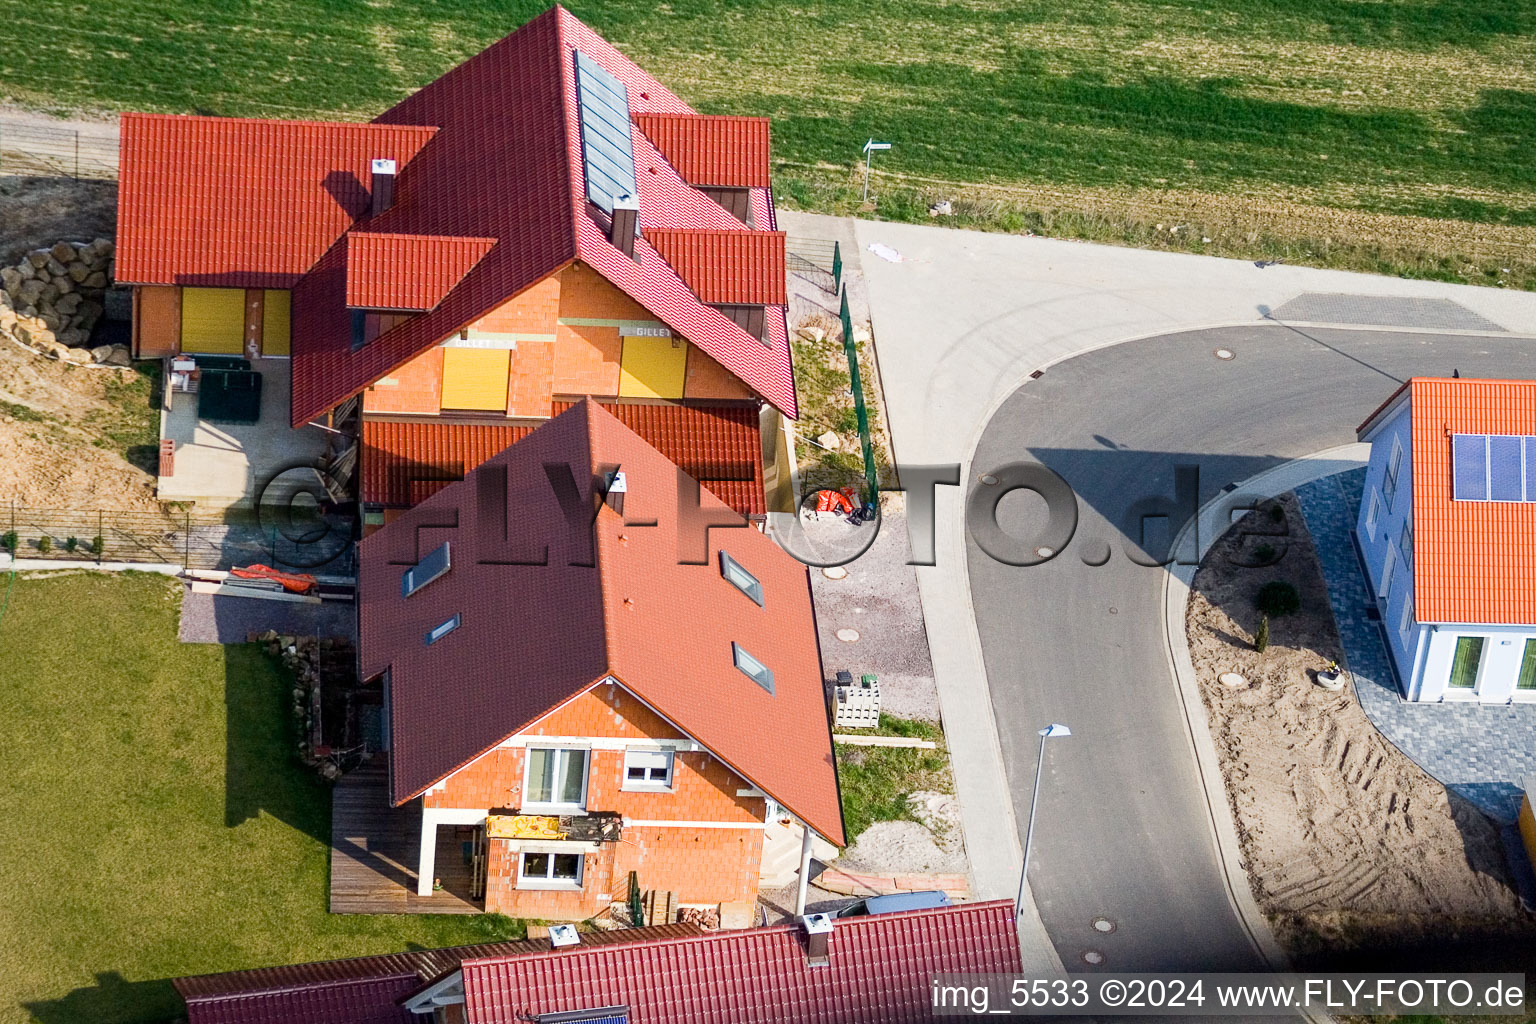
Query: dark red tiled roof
632,112,771,188
173,925,700,1024
362,403,765,514
285,7,797,425
115,114,437,288
346,233,497,311
646,229,786,306
359,400,840,842
462,902,1023,1023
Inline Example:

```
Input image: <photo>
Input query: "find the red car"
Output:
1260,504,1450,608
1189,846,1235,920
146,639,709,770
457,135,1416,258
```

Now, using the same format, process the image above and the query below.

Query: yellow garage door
262,289,290,356
618,336,686,399
180,287,246,354
440,347,510,411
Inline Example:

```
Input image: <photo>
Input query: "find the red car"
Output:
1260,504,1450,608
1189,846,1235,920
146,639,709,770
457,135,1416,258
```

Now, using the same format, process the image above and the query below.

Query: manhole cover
1214,348,1236,360
979,473,999,485
1082,950,1105,965
1035,546,1055,558
1219,672,1247,688
836,628,861,642
822,566,849,580
1092,917,1116,933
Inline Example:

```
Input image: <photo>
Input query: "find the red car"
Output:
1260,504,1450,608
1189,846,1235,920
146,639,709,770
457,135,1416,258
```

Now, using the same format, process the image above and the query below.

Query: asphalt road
968,322,1536,972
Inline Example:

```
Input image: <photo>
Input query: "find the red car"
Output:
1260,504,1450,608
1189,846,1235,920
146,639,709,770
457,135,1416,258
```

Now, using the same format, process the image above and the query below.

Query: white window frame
1399,520,1412,568
720,551,764,606
1378,545,1396,601
1384,437,1403,507
424,613,461,646
732,642,775,694
522,747,589,812
516,850,584,891
621,748,675,792
1364,489,1382,540
1398,594,1414,646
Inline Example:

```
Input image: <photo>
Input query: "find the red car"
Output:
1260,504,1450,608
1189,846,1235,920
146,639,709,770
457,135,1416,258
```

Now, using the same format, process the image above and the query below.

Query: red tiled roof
361,404,764,514
461,902,1023,1023
646,229,787,306
173,925,700,1024
346,233,497,311
632,112,771,188
1401,378,1536,625
284,7,797,425
115,114,437,288
359,400,841,843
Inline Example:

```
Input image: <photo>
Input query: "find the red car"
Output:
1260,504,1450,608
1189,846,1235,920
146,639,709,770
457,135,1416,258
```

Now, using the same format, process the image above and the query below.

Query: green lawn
0,571,521,1024
834,715,951,841
2,0,1535,284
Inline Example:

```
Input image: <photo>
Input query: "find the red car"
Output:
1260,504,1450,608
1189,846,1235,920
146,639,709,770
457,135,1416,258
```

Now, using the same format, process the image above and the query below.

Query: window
424,614,460,645
622,748,674,790
1378,546,1396,600
732,642,775,694
403,541,452,598
518,851,583,889
1447,636,1484,691
1364,489,1382,539
1398,596,1414,646
1399,521,1413,568
720,551,764,606
1384,437,1403,507
525,748,588,809
1519,641,1536,692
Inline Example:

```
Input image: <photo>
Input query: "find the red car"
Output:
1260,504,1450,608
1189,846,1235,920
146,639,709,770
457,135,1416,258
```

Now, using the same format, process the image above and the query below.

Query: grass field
834,715,951,841
0,571,521,1024
2,0,1535,285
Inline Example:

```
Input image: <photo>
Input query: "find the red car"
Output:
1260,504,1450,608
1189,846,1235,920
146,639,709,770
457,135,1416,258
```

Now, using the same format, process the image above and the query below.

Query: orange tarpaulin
486,814,566,840
230,564,317,594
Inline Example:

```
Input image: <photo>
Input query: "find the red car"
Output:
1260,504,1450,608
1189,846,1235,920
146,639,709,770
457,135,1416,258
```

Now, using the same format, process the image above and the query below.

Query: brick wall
473,275,560,336
685,345,754,401
557,261,653,321
363,345,443,414
552,322,622,396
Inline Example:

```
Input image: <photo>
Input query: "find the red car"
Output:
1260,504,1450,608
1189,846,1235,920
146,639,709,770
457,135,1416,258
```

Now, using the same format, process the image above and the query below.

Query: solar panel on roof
574,50,639,216
1489,434,1523,501
1452,434,1487,500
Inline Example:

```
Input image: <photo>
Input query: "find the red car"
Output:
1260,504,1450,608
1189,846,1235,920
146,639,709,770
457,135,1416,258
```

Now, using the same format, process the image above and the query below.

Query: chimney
548,923,580,949
605,469,628,517
370,158,397,217
801,913,833,967
609,194,639,259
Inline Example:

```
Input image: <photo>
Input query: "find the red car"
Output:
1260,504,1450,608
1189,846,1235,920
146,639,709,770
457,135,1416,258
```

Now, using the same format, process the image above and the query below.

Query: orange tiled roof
1399,378,1536,625
647,229,786,306
115,114,438,288
359,401,841,842
361,401,765,515
633,112,771,188
345,233,497,311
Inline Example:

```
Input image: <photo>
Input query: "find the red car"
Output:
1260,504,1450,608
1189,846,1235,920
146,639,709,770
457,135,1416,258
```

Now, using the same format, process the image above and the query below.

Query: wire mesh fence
0,121,119,180
0,503,356,574
786,236,840,294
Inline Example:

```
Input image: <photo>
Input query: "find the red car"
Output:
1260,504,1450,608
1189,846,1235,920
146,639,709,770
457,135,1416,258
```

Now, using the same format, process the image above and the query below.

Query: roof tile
646,229,787,306
346,233,497,311
633,112,771,188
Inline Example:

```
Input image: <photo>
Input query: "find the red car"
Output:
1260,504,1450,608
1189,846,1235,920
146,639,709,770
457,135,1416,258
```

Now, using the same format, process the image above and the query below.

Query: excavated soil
1186,493,1531,964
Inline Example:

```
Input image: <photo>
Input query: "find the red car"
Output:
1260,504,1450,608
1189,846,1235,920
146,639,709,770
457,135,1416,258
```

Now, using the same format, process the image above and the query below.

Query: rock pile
0,238,128,366
258,630,359,781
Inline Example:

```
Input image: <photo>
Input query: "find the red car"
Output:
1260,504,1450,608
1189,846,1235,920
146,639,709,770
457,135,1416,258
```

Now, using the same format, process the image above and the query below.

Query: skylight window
1452,434,1536,502
732,642,775,695
425,614,461,646
720,551,764,606
402,542,451,598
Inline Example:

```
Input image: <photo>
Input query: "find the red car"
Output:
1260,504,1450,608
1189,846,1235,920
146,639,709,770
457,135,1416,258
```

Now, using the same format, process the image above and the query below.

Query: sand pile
1186,494,1529,960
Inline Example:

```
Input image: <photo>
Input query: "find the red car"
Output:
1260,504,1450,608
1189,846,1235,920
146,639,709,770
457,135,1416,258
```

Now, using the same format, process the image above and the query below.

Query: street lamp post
1016,723,1071,919
862,138,891,204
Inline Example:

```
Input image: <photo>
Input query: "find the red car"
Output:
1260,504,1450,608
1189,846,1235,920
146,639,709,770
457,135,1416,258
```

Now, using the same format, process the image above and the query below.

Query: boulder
38,284,59,306
77,298,104,321
55,292,82,315
84,271,107,289
38,312,61,333
91,238,114,257
90,344,115,362
0,307,15,330
26,250,50,268
0,267,20,291
104,345,132,367
15,260,35,281
50,241,76,264
16,279,44,305
44,257,68,278
67,262,90,283
54,276,74,296
64,346,94,364
58,328,89,348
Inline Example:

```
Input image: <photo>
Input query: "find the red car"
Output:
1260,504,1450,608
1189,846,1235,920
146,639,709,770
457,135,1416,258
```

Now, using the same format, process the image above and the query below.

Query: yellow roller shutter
440,347,510,411
618,336,686,399
261,289,290,356
180,287,245,354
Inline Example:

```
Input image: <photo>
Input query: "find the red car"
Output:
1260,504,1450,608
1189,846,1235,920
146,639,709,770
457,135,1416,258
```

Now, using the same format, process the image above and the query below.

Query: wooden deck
330,759,483,914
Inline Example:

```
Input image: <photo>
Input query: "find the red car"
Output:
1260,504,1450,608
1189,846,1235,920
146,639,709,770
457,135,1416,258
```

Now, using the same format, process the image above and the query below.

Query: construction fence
0,121,119,180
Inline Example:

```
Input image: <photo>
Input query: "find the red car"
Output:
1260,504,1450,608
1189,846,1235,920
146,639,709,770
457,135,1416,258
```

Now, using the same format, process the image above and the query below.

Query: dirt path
1186,494,1531,964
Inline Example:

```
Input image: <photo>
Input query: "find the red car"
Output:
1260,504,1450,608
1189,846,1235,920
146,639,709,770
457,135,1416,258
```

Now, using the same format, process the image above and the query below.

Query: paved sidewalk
1297,470,1536,823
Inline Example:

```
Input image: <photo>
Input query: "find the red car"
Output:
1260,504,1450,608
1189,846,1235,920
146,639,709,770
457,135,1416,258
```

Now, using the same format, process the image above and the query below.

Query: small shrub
64,536,78,552
1268,503,1285,524
1255,580,1301,617
89,535,104,556
36,535,51,554
1254,543,1277,564
0,531,15,553
1254,615,1270,653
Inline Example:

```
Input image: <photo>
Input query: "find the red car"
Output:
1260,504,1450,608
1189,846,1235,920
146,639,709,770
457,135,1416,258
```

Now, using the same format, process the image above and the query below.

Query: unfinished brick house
115,4,791,517
359,401,842,921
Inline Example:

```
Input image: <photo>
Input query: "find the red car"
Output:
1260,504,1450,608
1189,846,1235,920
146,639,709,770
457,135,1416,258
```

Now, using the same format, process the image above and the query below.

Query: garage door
262,290,290,356
440,347,509,411
180,287,245,354
618,336,686,399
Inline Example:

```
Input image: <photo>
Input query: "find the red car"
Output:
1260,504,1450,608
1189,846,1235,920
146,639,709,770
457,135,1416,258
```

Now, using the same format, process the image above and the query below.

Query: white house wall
1418,623,1536,704
1356,402,1419,693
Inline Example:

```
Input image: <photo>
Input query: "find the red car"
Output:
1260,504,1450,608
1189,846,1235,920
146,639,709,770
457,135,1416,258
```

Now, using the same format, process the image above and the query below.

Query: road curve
968,322,1536,972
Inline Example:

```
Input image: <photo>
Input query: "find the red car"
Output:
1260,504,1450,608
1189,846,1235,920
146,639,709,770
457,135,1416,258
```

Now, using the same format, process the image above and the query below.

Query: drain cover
822,566,849,580
1214,348,1235,360
1082,950,1105,965
836,628,861,642
1092,917,1116,933
980,473,999,486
